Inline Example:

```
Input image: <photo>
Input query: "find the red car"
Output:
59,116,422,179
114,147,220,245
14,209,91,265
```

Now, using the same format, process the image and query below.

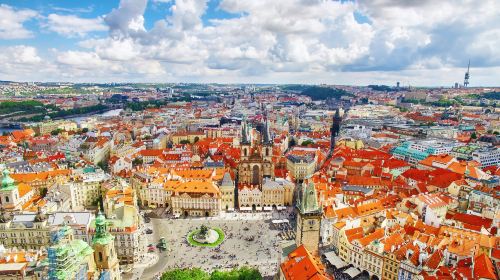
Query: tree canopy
0,100,47,115
301,139,314,146
368,84,398,92
300,86,351,100
161,268,209,280
483,92,500,100
160,267,262,280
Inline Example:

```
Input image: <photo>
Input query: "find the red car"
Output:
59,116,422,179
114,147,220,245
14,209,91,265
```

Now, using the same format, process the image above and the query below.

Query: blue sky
0,0,499,85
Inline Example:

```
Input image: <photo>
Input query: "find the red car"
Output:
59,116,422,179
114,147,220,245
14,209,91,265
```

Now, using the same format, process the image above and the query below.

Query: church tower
240,120,251,159
330,108,342,154
295,180,322,255
220,171,235,211
92,212,121,280
261,112,273,167
0,169,20,210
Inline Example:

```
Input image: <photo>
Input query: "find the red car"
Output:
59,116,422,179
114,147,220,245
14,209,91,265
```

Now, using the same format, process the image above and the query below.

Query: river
67,109,123,124
0,109,123,134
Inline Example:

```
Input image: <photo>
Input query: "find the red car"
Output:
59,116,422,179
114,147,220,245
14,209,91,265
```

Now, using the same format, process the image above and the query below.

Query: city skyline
1,0,500,86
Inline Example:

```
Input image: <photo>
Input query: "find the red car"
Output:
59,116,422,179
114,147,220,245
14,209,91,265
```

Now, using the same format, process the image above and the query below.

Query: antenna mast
464,59,470,87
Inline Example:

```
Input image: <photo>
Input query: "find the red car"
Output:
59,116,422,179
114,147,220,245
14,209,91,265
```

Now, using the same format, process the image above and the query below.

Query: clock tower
295,179,322,255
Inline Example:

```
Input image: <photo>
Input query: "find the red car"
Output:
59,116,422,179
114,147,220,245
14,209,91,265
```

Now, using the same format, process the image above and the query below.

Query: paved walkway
126,210,294,279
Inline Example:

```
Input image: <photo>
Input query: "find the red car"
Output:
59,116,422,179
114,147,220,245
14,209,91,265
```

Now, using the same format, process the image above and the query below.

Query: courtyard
133,211,294,279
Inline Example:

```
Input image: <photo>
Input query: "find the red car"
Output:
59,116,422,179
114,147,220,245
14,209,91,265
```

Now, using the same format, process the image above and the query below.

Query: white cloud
351,0,500,71
56,51,105,69
0,46,42,65
0,4,37,39
2,0,500,85
45,14,108,37
105,0,147,37
168,0,208,31
0,46,56,81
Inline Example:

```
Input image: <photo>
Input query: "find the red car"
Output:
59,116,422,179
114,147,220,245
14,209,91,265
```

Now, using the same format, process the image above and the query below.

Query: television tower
464,59,470,87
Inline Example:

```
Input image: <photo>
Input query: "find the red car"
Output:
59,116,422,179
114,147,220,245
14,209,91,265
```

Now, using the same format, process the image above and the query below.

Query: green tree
210,267,262,280
0,100,46,115
161,268,209,280
81,127,89,133
300,86,352,101
471,132,477,139
160,267,262,280
51,128,63,136
97,161,108,171
396,106,408,112
301,139,314,146
132,157,143,166
40,187,48,197
180,139,190,145
199,225,209,237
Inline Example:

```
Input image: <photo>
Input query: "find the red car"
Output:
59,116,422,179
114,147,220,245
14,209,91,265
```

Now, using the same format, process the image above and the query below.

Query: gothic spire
241,120,249,144
262,116,272,145
330,108,342,153
298,180,320,214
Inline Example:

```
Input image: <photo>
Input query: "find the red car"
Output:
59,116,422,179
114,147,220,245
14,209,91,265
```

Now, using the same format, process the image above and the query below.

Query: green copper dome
1,169,16,191
92,211,114,245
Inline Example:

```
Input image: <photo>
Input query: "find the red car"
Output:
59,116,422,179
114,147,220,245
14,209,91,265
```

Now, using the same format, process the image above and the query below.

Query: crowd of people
152,209,296,276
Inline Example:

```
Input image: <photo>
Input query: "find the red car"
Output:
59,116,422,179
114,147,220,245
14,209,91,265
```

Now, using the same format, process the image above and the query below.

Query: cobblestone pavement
130,211,294,279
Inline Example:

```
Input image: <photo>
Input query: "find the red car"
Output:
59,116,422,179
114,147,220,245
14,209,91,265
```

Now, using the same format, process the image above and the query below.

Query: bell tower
330,108,342,154
240,120,251,159
295,180,322,255
92,211,121,280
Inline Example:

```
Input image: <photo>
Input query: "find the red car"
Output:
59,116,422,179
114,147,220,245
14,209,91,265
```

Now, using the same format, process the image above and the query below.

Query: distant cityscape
1,0,500,279
0,80,498,280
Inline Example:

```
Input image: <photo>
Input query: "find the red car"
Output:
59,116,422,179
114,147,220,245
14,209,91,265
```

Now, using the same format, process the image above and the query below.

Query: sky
0,0,499,86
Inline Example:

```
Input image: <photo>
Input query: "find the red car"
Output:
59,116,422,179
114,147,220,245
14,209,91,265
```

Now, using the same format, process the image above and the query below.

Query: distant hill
281,84,312,91
300,86,352,101
467,92,500,101
368,84,398,92
483,92,500,100
281,85,352,100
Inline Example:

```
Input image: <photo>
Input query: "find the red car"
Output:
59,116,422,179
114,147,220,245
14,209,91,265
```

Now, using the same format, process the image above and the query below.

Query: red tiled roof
357,228,384,247
280,245,330,280
492,249,500,260
401,169,431,181
426,249,443,270
473,254,497,280
139,149,164,157
427,169,463,189
450,213,493,230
